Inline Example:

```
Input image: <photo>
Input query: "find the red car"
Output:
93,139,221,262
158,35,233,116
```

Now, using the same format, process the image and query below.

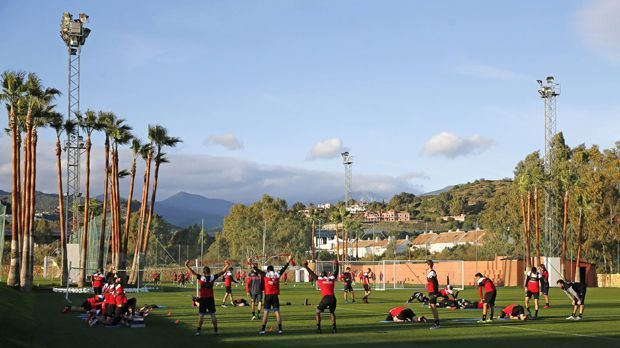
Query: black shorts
526,291,539,300
541,284,549,295
225,286,232,294
396,308,415,321
363,284,371,292
344,283,354,292
81,301,92,311
93,286,102,295
573,289,587,305
483,291,497,306
197,297,216,315
317,295,337,313
428,292,439,305
511,305,525,317
106,303,116,317
250,292,263,303
264,294,280,311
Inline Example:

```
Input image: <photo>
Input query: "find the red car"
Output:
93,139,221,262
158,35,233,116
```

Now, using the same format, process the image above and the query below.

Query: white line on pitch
499,324,620,342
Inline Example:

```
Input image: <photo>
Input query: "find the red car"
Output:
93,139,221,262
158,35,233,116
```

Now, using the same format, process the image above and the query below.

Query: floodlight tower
341,152,353,208
60,12,90,236
537,76,560,256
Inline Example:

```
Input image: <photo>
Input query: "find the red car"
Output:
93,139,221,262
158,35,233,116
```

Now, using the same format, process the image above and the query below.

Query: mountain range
155,192,234,228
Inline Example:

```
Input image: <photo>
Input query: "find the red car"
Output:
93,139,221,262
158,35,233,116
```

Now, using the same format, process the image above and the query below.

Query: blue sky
1,1,618,203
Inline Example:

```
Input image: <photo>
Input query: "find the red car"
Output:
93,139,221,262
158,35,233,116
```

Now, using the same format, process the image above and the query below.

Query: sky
0,0,619,204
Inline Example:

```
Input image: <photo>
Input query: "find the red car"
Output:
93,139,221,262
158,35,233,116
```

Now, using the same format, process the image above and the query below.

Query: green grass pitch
2,281,620,347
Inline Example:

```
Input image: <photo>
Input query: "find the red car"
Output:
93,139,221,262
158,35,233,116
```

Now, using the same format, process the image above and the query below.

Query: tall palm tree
48,114,76,286
138,125,180,283
77,110,101,287
121,138,141,269
110,122,132,269
129,143,152,284
1,70,25,287
96,111,115,270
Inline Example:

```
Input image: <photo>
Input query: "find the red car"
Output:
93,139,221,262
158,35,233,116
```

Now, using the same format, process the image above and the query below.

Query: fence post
66,261,72,301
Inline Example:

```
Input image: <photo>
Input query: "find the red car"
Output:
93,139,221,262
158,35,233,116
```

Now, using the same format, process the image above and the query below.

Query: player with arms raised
304,259,339,333
185,259,230,336
249,256,293,335
475,272,497,323
425,260,441,329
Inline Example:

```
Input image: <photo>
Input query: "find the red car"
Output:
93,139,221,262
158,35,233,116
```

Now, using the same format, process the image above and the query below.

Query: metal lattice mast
60,12,90,237
341,152,353,207
537,76,560,256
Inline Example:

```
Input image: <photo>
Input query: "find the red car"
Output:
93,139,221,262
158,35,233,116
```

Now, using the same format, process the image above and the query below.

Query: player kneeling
499,304,528,321
385,306,427,323
303,260,339,333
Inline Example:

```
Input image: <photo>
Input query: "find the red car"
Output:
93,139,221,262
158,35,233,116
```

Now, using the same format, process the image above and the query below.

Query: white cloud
422,132,494,158
307,137,347,160
205,133,243,150
575,0,620,64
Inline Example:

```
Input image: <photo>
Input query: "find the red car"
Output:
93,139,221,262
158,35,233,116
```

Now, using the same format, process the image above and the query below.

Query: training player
92,268,105,295
250,256,293,335
425,260,441,329
185,259,230,335
222,267,239,307
303,260,339,333
524,266,541,318
246,265,264,320
475,272,496,323
539,264,551,308
499,304,528,321
340,266,356,303
361,268,374,303
385,306,427,323
557,279,587,320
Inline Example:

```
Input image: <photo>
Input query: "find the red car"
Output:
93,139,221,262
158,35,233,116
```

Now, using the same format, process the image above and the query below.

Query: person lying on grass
499,304,528,321
385,306,427,323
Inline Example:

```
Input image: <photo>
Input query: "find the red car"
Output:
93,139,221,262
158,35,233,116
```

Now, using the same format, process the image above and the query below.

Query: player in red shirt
539,264,551,308
221,267,239,307
340,266,355,303
385,306,427,323
303,260,339,333
426,260,441,329
91,268,104,295
185,259,230,336
499,304,527,321
524,267,541,318
475,272,497,323
249,256,292,335
63,294,104,313
361,268,374,303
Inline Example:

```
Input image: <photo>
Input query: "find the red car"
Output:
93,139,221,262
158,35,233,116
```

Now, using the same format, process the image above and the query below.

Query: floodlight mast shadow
60,12,90,238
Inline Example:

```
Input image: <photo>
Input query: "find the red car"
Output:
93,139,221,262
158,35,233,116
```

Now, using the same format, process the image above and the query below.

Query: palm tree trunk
97,138,110,270
114,151,122,270
109,151,119,269
29,133,37,286
526,191,532,267
534,187,540,266
121,159,137,269
55,137,69,286
139,162,160,284
575,208,583,283
561,190,569,278
130,154,151,284
7,116,20,287
78,138,91,287
19,126,31,290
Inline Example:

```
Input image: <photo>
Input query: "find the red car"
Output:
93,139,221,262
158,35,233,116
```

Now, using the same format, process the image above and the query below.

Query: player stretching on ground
539,264,551,308
185,259,229,336
222,267,239,307
250,256,292,335
361,268,374,303
499,304,528,321
475,272,496,323
557,279,587,320
246,267,264,320
340,266,355,303
304,260,339,333
524,267,541,318
425,260,441,329
385,306,427,323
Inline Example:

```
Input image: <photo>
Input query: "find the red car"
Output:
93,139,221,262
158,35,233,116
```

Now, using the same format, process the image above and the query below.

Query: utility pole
537,76,561,257
341,152,353,208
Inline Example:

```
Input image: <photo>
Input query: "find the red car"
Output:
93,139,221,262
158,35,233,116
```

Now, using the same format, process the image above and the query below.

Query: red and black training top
426,270,439,293
477,276,496,298
197,271,225,298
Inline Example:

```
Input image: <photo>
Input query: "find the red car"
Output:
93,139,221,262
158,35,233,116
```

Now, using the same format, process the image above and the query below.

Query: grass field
2,281,620,348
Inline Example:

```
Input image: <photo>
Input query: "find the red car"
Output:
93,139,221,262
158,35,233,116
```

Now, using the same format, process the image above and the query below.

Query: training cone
269,326,273,332
175,320,180,325
167,311,172,316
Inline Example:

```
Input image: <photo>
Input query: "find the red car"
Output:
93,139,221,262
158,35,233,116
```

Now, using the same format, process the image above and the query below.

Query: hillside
154,192,234,228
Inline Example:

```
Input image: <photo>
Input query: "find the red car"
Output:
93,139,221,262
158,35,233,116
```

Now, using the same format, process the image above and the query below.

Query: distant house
397,211,410,221
381,210,397,222
411,232,439,250
346,203,367,214
456,229,485,246
364,211,381,222
428,230,466,253
441,213,466,222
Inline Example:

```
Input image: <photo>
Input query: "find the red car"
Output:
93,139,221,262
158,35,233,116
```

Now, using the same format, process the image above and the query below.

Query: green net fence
69,215,111,275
